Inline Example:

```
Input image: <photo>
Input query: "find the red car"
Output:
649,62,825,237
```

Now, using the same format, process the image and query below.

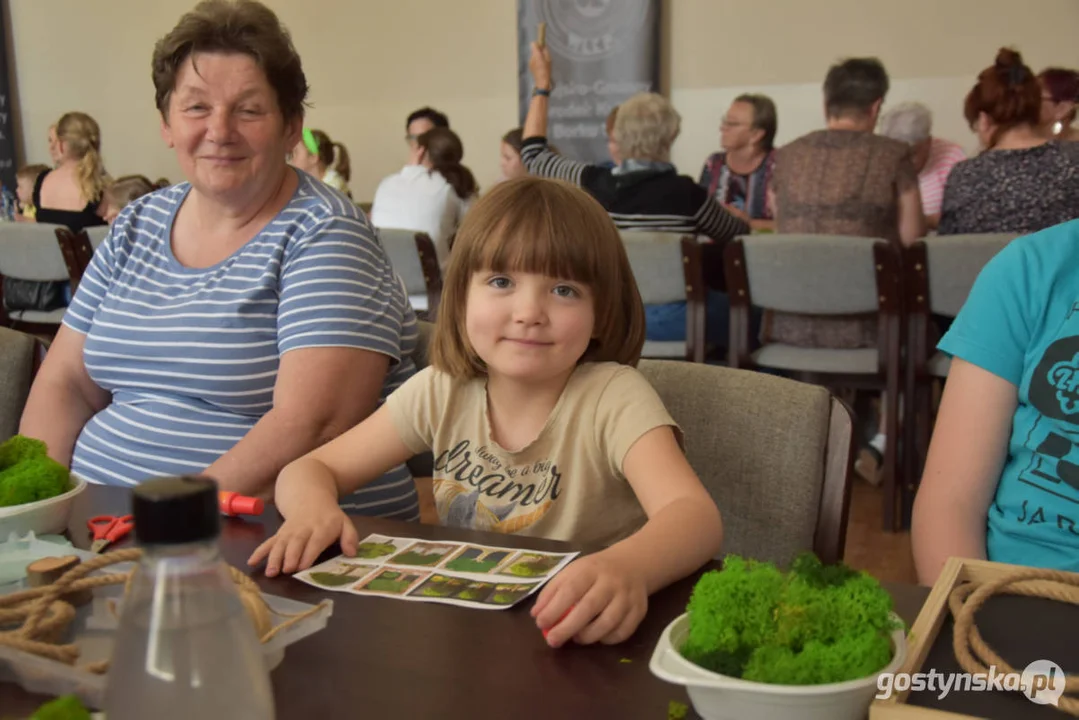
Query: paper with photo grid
295,533,578,610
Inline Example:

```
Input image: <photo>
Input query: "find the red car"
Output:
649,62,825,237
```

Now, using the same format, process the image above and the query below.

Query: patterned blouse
938,142,1079,236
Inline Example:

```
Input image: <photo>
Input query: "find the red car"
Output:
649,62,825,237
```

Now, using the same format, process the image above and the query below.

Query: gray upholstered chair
638,359,855,566
0,223,75,332
0,327,44,442
86,225,109,250
620,231,706,362
725,234,905,531
376,228,443,320
905,234,1017,491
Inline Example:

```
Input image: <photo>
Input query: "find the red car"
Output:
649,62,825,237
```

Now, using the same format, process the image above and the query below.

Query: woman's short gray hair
878,102,933,145
613,92,681,162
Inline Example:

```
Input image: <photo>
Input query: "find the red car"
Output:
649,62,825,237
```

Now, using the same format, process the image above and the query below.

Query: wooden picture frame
870,556,1060,719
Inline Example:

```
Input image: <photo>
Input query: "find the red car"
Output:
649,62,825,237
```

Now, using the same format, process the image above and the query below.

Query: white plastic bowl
0,473,87,538
650,612,907,720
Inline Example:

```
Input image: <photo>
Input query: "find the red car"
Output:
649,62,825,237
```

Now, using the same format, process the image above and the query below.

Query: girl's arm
911,357,1016,585
247,403,415,575
534,425,722,647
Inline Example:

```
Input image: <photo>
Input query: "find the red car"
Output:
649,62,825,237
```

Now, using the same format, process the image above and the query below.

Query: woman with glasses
698,94,778,231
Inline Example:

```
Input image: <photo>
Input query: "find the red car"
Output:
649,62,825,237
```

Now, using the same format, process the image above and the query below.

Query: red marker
542,606,575,640
219,491,264,517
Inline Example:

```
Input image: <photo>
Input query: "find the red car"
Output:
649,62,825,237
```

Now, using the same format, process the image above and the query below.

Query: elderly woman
879,101,966,229
699,94,778,231
20,0,419,519
520,42,748,349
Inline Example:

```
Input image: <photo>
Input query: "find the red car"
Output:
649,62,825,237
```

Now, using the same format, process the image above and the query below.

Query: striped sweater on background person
520,136,749,243
62,172,420,520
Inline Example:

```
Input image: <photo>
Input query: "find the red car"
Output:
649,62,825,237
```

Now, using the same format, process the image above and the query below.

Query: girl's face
15,177,33,206
499,142,525,180
465,270,595,387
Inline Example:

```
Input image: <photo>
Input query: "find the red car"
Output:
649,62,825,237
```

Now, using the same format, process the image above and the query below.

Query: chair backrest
86,225,109,250
0,223,71,281
912,234,1016,317
728,234,890,314
0,327,44,442
638,359,853,566
378,228,443,319
620,231,705,362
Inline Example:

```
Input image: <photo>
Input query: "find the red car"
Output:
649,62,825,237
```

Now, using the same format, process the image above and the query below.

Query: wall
7,0,1079,201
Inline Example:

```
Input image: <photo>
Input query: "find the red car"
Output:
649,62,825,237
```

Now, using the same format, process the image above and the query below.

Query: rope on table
0,548,328,673
949,567,1079,716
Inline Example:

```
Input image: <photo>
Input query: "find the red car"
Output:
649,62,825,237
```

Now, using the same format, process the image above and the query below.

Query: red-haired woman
938,49,1079,235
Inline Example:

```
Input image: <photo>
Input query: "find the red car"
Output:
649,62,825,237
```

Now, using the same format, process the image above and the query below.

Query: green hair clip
302,127,319,155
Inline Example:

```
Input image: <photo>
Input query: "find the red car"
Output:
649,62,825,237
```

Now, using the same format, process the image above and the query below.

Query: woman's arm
897,185,927,246
19,326,110,466
534,426,722,646
695,195,751,243
520,42,595,185
202,346,399,497
911,358,1016,585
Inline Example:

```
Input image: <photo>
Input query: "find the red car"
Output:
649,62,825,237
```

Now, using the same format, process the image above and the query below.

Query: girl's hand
529,41,552,90
247,506,359,577
530,552,648,648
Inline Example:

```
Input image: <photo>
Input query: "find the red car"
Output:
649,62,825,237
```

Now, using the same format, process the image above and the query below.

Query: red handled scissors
87,514,134,553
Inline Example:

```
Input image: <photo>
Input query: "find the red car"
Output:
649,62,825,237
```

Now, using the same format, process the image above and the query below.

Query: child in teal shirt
913,219,1079,584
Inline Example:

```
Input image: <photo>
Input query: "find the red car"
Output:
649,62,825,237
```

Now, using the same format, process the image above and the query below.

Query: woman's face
160,52,299,205
499,142,525,180
289,140,320,175
47,125,61,165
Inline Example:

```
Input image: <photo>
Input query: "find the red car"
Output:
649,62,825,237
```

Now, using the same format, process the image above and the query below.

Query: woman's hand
529,41,552,90
247,503,359,577
530,551,648,648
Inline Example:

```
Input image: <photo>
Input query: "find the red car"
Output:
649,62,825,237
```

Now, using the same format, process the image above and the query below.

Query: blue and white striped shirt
63,171,420,520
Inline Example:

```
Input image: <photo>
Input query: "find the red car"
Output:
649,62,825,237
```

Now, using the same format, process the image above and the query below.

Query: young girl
249,176,723,648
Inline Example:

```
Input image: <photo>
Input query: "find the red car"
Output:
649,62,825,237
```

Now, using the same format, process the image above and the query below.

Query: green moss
391,550,445,566
680,553,902,686
31,694,91,720
0,435,70,508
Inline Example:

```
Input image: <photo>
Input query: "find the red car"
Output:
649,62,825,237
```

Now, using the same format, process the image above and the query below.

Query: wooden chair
639,359,855,566
620,232,706,363
725,234,906,531
904,233,1017,494
377,228,443,320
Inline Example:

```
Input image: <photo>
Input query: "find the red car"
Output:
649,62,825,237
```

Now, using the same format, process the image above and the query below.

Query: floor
843,478,918,584
418,476,920,585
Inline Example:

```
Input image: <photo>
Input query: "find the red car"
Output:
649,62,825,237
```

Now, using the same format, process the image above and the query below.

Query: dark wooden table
1,486,929,719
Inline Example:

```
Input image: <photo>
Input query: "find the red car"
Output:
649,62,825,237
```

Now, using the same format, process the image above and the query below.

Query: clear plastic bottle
104,476,275,720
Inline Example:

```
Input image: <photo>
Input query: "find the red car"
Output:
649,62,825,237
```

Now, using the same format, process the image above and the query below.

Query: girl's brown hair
309,129,351,183
964,48,1041,147
418,127,477,200
55,112,107,202
430,176,646,379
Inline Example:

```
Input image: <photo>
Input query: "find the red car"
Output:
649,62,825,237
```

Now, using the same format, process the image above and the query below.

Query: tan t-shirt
385,362,679,546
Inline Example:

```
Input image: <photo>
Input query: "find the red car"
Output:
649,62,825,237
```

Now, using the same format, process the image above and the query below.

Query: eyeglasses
721,119,749,129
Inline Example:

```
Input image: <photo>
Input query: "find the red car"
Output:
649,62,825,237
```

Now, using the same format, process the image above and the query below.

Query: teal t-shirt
939,219,1079,572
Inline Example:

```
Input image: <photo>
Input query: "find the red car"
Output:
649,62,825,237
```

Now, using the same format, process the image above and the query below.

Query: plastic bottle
103,476,275,719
